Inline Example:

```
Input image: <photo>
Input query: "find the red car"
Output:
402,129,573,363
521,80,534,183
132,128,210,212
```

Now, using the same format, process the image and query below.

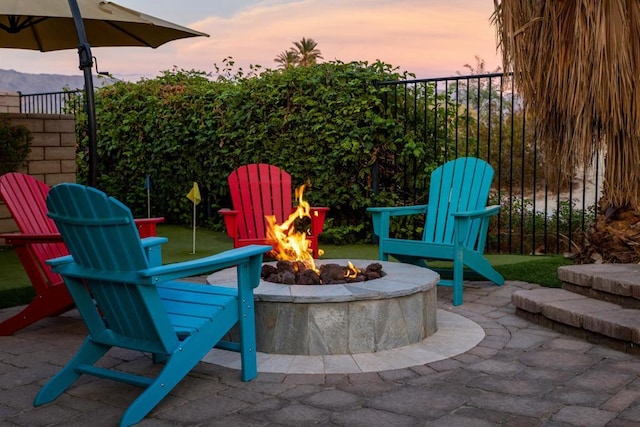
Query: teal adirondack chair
34,183,271,427
367,157,504,306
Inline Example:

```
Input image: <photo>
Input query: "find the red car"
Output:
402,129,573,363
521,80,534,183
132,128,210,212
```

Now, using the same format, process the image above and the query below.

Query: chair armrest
218,209,237,214
46,255,75,267
140,237,169,247
0,233,64,246
367,205,429,237
367,204,429,217
451,205,501,219
49,244,271,287
134,217,164,238
451,205,501,252
140,236,168,267
134,217,164,225
139,244,272,285
219,208,239,239
45,238,168,269
309,207,329,235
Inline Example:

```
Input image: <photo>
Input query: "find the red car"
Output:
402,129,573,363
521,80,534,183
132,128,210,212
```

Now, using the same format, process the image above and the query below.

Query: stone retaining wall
0,106,77,237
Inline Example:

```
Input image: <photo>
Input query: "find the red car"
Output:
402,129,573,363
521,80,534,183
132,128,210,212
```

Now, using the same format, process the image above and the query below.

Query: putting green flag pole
145,175,151,218
186,182,201,254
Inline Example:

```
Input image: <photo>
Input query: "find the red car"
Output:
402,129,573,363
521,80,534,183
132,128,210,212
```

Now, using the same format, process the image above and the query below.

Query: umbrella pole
68,0,98,188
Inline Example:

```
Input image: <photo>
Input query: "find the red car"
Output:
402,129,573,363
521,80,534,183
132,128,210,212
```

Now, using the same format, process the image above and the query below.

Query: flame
266,184,321,272
265,185,362,283
345,261,360,279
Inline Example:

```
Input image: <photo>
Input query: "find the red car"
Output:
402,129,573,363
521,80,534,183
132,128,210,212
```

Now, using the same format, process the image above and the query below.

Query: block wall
0,111,77,237
0,91,20,113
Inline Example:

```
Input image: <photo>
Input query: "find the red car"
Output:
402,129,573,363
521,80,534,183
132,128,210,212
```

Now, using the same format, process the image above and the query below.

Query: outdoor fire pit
206,259,439,355
261,260,384,285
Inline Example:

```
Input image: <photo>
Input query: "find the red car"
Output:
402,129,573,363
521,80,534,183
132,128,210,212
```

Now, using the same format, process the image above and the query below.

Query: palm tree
293,37,323,67
492,1,640,263
274,50,300,69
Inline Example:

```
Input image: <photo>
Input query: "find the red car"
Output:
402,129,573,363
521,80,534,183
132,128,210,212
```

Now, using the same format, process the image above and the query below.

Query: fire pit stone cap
206,259,440,304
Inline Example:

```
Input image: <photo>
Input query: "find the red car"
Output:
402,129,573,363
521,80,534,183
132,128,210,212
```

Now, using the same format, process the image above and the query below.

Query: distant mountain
0,69,114,94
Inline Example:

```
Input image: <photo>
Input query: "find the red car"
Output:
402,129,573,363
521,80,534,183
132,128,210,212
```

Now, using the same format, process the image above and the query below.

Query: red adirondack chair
219,164,329,259
0,172,164,335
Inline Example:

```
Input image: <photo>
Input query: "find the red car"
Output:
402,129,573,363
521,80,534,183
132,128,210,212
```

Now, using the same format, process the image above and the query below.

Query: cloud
175,0,501,78
0,0,501,80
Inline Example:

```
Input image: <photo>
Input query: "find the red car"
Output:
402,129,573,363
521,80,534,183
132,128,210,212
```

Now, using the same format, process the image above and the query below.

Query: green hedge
77,61,444,244
0,118,32,175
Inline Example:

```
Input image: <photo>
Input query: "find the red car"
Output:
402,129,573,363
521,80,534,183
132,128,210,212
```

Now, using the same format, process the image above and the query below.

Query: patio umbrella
0,0,209,186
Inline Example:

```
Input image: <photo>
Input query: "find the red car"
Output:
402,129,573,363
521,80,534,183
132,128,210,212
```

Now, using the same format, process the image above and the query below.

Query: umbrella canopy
0,0,208,186
0,1,208,51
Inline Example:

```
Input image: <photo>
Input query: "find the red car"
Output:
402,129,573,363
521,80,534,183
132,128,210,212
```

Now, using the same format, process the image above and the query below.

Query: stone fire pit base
206,259,439,355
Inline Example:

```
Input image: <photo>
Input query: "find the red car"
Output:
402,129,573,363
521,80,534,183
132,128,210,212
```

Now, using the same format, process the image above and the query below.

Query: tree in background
294,37,323,66
274,37,323,68
493,1,640,263
274,50,299,69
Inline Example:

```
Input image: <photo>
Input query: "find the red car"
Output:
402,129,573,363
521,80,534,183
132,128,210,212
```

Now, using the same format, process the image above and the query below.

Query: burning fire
265,185,361,280
265,184,321,271
345,261,360,279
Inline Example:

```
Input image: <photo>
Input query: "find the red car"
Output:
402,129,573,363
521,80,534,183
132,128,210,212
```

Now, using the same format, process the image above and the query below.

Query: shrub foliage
68,61,591,251
0,118,32,175
79,61,439,243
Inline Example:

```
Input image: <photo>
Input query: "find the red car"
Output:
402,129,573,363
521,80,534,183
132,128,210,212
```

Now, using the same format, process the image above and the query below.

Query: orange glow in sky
0,1,501,81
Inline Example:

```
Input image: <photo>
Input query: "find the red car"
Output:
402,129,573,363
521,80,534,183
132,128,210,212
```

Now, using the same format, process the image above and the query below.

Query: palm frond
492,0,640,208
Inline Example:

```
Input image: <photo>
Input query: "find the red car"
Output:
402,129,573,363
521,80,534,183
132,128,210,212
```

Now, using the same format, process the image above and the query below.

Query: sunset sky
1,0,502,81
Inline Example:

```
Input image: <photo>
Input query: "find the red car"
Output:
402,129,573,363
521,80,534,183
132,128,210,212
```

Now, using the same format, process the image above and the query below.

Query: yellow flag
186,182,201,205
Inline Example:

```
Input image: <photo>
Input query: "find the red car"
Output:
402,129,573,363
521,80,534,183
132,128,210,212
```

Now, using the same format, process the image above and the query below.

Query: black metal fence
373,73,600,255
19,75,600,255
19,90,82,115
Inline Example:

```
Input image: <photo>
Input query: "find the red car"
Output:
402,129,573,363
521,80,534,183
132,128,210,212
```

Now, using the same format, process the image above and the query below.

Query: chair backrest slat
228,164,293,240
423,158,494,248
0,173,68,285
47,183,178,353
47,189,147,271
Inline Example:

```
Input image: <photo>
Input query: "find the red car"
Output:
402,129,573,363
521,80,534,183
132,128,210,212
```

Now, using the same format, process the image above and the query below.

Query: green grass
488,255,573,287
0,224,573,308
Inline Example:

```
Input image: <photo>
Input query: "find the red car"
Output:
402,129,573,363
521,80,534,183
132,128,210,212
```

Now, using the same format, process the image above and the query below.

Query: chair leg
452,247,464,306
34,338,110,406
238,307,258,382
0,286,74,336
235,260,260,382
152,353,168,364
120,338,212,427
463,250,505,286
310,237,319,259
477,262,505,286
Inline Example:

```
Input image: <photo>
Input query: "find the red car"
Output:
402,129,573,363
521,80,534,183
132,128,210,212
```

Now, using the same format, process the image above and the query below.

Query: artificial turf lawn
0,225,573,309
